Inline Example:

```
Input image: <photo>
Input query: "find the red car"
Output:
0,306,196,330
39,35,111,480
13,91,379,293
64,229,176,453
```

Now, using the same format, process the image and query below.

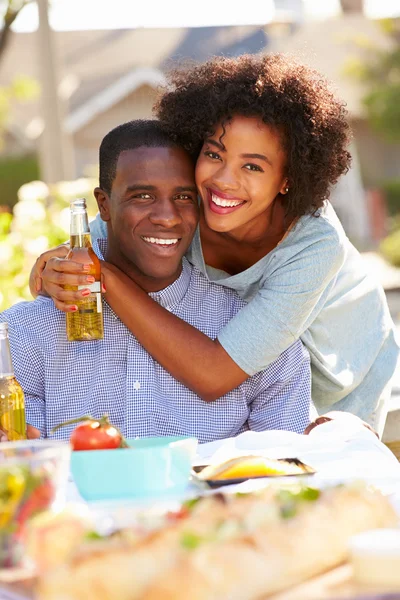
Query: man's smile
142,236,180,246
140,235,182,254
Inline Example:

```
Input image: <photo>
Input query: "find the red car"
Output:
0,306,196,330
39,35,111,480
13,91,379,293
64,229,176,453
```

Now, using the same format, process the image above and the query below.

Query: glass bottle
65,198,104,341
0,322,27,440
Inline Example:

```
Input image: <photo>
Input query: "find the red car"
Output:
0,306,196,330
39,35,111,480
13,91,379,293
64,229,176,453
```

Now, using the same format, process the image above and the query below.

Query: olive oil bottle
65,198,104,341
0,322,27,440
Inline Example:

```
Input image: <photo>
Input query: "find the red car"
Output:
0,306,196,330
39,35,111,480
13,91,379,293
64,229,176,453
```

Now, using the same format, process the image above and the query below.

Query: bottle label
77,282,102,313
96,292,102,313
78,282,101,293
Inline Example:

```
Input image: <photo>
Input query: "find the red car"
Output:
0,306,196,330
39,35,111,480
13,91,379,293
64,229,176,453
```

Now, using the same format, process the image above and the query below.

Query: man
0,120,313,443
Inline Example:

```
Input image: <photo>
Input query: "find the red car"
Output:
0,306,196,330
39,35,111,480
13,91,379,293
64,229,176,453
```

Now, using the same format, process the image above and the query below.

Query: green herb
298,487,320,502
85,531,105,541
182,497,201,512
277,486,320,519
180,531,204,550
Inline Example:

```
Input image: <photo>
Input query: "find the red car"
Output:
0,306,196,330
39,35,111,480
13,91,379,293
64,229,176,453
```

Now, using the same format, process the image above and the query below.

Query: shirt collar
94,238,192,310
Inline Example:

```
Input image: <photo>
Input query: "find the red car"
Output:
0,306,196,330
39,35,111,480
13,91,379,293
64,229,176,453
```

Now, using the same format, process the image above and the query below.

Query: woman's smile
207,188,247,214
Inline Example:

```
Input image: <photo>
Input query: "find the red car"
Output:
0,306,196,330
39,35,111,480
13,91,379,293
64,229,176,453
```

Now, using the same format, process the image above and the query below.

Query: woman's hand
29,244,70,298
41,256,101,312
29,244,101,312
37,257,122,313
303,411,379,438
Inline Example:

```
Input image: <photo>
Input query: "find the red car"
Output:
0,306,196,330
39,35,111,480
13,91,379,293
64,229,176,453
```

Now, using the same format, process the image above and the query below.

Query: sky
11,0,400,31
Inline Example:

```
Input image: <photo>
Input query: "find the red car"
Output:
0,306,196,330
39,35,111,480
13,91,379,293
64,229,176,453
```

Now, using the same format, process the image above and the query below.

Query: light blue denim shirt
90,203,399,434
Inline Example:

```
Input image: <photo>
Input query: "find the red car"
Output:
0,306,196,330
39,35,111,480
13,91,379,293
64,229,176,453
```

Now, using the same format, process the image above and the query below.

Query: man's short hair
99,119,186,195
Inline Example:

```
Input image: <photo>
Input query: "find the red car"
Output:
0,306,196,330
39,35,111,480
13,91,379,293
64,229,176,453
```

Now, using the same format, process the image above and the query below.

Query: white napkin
196,416,400,483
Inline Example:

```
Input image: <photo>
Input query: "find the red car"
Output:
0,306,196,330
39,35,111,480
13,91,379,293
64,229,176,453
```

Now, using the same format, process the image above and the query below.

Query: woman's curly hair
154,53,352,220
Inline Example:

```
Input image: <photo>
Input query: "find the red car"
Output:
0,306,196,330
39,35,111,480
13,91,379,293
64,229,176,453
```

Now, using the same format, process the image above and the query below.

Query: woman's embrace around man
31,53,399,437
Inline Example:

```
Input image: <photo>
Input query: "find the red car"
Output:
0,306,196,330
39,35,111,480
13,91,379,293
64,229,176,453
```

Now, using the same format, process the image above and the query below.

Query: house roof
66,67,166,133
0,25,269,139
0,16,396,143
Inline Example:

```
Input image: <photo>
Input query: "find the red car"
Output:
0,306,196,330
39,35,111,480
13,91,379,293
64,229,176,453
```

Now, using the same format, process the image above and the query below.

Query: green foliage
382,179,400,218
380,227,400,267
344,20,400,142
0,154,40,209
10,75,39,101
0,211,12,235
0,178,97,311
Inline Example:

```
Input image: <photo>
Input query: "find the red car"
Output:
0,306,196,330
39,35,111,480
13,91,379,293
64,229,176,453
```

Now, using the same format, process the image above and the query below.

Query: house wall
330,140,371,247
72,84,156,176
352,119,400,186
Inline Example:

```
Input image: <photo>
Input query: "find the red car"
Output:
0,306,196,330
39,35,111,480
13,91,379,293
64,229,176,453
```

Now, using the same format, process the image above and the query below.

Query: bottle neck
0,334,14,377
70,210,91,249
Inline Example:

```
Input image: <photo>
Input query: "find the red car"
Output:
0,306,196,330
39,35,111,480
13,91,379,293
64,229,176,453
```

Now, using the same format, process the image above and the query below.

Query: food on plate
24,505,93,573
52,414,128,451
195,455,313,481
37,482,397,600
0,463,56,568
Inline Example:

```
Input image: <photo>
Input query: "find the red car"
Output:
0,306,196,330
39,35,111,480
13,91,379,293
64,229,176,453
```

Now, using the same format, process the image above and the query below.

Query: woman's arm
100,229,344,399
33,231,344,401
30,252,248,400
102,262,249,401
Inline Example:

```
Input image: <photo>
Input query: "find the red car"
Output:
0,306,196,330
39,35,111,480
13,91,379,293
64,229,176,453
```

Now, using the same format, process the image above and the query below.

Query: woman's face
195,115,288,235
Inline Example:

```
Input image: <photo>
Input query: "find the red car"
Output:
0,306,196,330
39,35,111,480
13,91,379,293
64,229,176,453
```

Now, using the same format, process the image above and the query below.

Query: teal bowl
70,436,198,502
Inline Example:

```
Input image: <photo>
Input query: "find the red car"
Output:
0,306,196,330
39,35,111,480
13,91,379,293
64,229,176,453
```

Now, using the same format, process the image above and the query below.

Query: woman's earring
284,187,289,193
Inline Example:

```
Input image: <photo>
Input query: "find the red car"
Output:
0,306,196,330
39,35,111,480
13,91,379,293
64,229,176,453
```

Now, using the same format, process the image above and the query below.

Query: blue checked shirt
0,240,313,444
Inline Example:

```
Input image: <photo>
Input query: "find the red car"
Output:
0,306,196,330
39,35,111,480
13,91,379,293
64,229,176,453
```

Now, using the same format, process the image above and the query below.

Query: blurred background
0,0,399,424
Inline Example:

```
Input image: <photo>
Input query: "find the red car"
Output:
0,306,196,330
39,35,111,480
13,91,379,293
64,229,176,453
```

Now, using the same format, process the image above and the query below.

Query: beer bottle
65,198,104,341
0,322,27,440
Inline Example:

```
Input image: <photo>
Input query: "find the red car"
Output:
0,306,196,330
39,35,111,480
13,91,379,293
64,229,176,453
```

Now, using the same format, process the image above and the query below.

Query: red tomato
16,479,55,535
70,420,122,451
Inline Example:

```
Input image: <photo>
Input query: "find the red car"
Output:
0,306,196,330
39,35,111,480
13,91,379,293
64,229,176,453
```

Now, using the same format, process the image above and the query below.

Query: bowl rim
0,439,71,466
71,436,198,457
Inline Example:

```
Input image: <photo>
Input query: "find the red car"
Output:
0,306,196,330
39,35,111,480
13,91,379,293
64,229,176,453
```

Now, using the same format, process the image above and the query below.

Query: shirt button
133,380,141,391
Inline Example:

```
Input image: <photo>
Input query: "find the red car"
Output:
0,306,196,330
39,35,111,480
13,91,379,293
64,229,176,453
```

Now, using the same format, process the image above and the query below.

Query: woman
31,54,399,436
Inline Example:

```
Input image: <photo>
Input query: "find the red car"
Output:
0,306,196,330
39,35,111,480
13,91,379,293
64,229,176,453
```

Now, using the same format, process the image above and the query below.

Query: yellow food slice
198,456,304,481
216,458,297,480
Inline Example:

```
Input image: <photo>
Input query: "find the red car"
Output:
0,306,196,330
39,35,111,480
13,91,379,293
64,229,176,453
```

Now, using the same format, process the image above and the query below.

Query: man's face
96,146,198,291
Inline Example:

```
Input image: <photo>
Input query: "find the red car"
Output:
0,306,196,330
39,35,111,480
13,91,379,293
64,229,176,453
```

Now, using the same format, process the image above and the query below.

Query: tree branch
0,0,34,64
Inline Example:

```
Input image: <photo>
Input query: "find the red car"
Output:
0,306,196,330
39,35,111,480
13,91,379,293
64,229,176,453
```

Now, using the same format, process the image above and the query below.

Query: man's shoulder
189,263,246,308
248,338,310,390
1,297,63,332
